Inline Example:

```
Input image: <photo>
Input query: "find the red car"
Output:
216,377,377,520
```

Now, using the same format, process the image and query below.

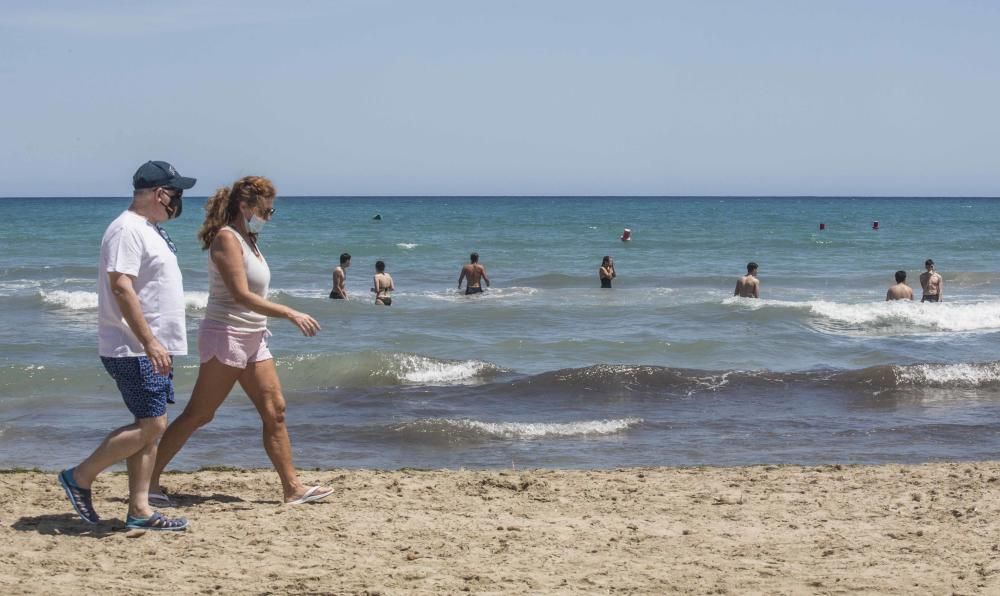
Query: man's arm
458,267,467,288
108,271,171,375
480,265,490,287
734,280,741,296
886,289,892,301
937,275,943,301
753,280,760,299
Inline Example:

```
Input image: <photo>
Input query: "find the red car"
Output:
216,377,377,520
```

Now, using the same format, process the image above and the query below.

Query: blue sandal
125,511,188,531
59,468,100,524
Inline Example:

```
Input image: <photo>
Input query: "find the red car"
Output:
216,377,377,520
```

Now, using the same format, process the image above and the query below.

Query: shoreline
3,462,999,594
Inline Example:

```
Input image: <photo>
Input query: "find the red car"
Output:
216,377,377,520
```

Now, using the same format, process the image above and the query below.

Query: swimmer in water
919,259,943,302
329,252,350,299
885,270,914,301
734,262,760,298
458,252,490,295
373,260,393,306
599,256,616,288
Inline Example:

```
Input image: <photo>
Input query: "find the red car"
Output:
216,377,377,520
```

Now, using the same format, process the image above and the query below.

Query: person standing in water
886,270,914,301
599,256,616,288
920,259,943,302
458,252,490,295
330,252,350,299
373,260,394,306
734,262,760,298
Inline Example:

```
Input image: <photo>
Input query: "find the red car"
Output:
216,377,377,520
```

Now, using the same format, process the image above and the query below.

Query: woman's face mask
246,214,266,234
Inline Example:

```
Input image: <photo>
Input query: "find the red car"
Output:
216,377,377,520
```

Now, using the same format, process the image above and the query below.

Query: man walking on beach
459,252,490,295
886,270,914,301
734,262,760,298
920,259,943,302
330,252,350,299
58,161,195,531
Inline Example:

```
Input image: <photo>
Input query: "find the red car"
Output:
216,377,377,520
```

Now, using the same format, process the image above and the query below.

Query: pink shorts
198,319,273,369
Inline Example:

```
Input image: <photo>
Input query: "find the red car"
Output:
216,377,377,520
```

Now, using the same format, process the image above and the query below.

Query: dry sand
2,463,999,595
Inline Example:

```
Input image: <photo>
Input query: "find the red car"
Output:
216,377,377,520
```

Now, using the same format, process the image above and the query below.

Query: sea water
2,197,999,469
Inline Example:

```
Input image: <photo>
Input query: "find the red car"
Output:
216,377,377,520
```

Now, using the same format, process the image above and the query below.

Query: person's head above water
375,260,386,273
470,253,479,264
340,253,351,266
925,259,935,270
602,255,612,267
747,262,758,274
895,270,907,283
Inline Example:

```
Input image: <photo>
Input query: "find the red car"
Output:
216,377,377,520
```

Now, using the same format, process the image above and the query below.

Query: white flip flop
285,485,334,505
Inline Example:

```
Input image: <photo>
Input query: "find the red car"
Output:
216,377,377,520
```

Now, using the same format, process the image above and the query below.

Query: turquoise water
2,197,999,469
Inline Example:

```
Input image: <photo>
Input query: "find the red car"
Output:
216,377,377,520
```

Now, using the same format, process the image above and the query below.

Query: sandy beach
1,463,998,594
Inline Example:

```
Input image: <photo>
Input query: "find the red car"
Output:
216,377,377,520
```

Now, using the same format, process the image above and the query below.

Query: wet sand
2,463,999,594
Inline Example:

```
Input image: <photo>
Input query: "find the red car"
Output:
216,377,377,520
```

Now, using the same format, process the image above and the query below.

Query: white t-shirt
98,210,188,357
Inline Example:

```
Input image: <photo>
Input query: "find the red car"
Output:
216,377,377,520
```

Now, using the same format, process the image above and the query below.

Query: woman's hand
286,309,321,336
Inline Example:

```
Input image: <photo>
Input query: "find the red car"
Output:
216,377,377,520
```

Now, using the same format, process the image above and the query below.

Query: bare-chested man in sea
458,252,490,295
734,262,760,298
919,259,943,302
886,270,914,301
329,252,350,299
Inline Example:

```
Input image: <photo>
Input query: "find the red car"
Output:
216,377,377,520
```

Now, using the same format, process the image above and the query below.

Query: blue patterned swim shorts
100,356,175,419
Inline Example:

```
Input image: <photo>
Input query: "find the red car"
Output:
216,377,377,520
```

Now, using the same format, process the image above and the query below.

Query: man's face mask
160,188,183,219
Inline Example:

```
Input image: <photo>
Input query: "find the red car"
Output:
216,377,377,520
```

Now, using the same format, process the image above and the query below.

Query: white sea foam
394,354,496,384
40,290,98,310
423,286,539,303
41,290,210,311
185,291,209,310
894,362,1000,387
445,417,642,438
808,300,1000,332
396,243,419,249
724,297,1000,333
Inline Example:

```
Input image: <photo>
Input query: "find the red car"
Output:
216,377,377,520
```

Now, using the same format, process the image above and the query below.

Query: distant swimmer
599,255,616,288
373,260,394,306
458,252,490,295
329,252,351,299
372,214,382,221
886,270,914,301
620,228,632,241
734,262,760,298
919,259,943,302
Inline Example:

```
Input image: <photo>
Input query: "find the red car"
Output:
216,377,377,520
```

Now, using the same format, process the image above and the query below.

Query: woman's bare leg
239,358,329,502
150,358,242,492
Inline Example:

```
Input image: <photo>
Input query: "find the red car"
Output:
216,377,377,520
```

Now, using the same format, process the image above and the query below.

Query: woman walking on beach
599,255,616,288
150,176,333,505
373,260,394,306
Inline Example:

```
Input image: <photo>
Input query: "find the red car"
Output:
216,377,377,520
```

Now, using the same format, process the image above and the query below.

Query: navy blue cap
132,160,196,190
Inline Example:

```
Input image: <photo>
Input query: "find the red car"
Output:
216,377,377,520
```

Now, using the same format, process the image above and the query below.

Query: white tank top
204,226,270,331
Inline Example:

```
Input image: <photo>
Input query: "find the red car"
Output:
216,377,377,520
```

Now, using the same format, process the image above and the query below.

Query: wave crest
724,297,1000,333
391,417,642,440
40,290,208,311
277,351,505,388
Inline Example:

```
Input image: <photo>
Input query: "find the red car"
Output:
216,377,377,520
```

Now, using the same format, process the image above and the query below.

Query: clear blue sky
2,1,997,196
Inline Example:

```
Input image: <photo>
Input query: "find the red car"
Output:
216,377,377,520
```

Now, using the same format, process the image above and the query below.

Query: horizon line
2,194,998,200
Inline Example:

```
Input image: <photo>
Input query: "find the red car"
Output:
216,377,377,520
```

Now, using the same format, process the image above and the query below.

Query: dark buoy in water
872,220,879,230
819,223,825,231
372,214,382,221
620,228,631,241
